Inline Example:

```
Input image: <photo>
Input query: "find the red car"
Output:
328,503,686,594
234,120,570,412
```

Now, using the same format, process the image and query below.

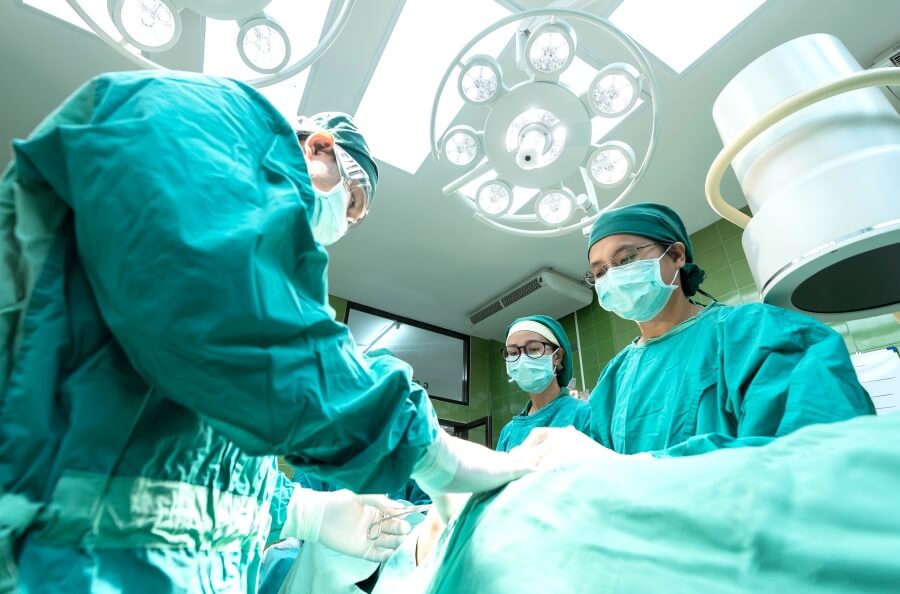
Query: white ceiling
3,0,899,336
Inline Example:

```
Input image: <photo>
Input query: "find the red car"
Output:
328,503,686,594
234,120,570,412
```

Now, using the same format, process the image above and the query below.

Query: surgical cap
587,203,706,297
296,112,379,201
506,315,573,388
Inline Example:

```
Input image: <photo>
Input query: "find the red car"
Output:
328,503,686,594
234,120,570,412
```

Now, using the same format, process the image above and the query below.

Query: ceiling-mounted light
525,21,576,75
238,16,291,74
443,126,483,167
431,8,660,238
535,187,576,226
505,109,566,170
458,55,503,104
588,141,635,187
589,63,640,117
476,180,513,216
111,0,182,52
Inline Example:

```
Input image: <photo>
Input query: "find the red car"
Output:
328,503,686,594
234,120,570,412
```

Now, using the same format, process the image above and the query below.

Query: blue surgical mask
595,250,678,322
506,353,557,394
310,183,350,246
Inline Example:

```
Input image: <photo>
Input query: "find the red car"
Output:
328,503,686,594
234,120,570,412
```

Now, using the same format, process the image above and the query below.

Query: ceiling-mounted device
707,33,900,322
869,41,900,102
431,8,660,238
467,269,592,340
62,0,354,87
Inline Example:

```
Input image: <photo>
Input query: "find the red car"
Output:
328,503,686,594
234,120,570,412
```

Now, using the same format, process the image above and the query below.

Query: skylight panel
610,0,767,73
353,0,511,174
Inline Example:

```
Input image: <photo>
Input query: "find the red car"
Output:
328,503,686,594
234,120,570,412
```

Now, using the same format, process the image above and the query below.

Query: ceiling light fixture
431,8,660,237
63,0,354,87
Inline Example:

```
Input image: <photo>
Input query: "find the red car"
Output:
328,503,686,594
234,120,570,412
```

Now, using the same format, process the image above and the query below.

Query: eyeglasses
333,145,372,227
501,341,557,362
584,242,668,286
295,131,372,228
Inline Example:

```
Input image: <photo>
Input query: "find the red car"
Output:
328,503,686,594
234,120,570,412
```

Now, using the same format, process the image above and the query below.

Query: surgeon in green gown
0,71,529,594
582,202,873,456
496,315,591,452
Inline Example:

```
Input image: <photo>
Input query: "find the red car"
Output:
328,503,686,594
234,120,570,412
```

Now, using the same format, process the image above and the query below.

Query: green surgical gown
0,71,437,593
495,394,591,452
589,303,874,456
427,410,900,594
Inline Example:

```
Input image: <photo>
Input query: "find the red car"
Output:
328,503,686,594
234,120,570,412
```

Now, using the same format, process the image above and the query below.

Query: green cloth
588,202,706,297
295,111,379,197
495,394,591,452
507,315,573,387
0,71,436,593
590,303,874,456
426,411,900,594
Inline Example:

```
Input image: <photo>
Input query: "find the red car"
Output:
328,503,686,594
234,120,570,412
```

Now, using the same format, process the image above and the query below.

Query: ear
304,131,335,156
554,348,564,368
670,242,687,268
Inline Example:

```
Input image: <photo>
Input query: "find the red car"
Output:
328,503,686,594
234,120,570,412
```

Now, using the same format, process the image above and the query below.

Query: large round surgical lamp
707,34,900,321
430,8,660,238
65,0,355,87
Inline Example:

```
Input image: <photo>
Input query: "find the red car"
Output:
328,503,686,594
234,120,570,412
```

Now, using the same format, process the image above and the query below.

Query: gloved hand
281,487,412,562
430,492,471,524
510,426,638,470
411,430,534,500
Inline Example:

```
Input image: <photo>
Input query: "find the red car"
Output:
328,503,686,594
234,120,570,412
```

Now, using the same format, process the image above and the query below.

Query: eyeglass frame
295,131,371,228
583,242,672,286
501,340,558,363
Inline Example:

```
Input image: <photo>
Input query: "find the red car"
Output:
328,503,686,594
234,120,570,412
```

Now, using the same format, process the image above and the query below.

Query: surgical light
431,8,660,238
476,181,513,216
589,141,635,187
238,17,291,74
443,126,482,167
535,188,576,226
526,21,575,75
458,56,502,104
111,0,182,52
589,63,640,117
61,0,355,86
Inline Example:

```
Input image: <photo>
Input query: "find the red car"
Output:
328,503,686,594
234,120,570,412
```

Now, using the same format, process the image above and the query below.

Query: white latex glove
510,426,631,470
411,430,534,499
430,492,471,524
281,487,412,562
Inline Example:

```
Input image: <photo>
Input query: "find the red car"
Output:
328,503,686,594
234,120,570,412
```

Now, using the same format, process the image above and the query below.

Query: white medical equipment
707,34,900,321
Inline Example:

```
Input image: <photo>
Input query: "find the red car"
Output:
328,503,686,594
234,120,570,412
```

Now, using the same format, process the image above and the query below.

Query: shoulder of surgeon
92,70,291,131
712,301,839,344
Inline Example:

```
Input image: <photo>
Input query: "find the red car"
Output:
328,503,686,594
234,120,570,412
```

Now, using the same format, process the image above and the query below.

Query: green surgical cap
296,112,379,201
588,203,706,297
507,315,573,388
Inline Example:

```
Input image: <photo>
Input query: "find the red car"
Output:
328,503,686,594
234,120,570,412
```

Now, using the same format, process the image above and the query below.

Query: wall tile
702,269,739,299
694,244,731,274
722,236,747,266
690,224,722,253
731,260,755,288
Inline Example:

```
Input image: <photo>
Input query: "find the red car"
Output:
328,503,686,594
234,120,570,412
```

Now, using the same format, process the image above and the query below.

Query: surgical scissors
367,505,432,540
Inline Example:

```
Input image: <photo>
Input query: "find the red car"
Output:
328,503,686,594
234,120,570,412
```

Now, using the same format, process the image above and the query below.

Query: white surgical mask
595,249,678,322
310,183,350,246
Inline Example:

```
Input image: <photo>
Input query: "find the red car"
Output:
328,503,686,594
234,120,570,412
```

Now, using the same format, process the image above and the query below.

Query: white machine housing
712,34,900,322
